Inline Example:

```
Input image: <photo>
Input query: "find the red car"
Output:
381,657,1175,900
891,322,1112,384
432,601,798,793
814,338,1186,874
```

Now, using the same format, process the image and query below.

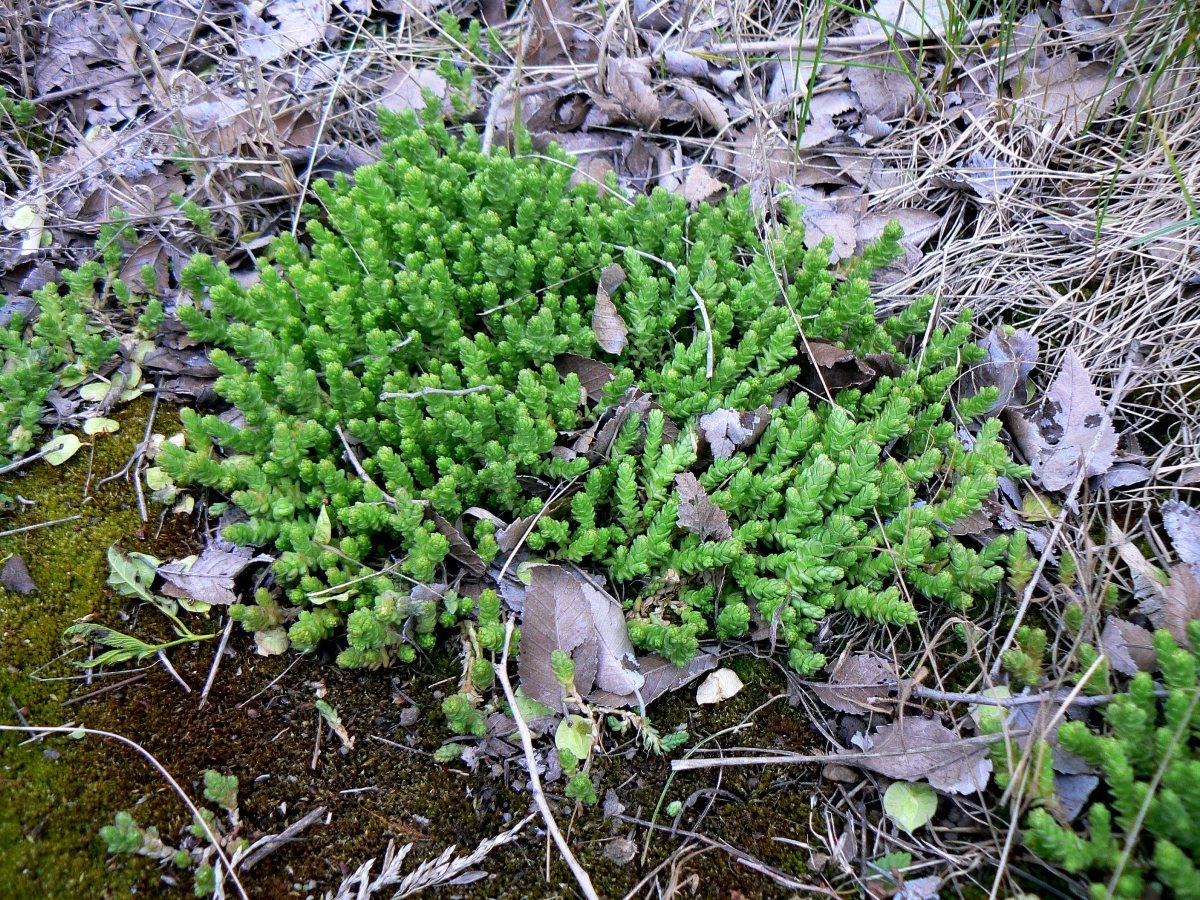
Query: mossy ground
1,401,823,898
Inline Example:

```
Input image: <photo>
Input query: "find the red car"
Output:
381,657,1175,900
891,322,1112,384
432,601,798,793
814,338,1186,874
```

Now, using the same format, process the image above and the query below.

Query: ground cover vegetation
2,0,1199,897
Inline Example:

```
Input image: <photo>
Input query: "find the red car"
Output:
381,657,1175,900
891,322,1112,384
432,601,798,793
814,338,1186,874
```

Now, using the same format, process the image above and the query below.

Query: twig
61,671,148,706
0,515,81,539
671,730,1023,772
199,616,235,709
157,650,191,693
0,724,248,900
236,805,327,871
0,447,50,477
335,424,400,512
496,619,599,900
379,385,497,400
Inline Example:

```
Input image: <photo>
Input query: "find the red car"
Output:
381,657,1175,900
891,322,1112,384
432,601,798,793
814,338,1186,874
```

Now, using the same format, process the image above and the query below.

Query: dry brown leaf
554,354,615,403
849,717,992,794
1101,617,1158,676
158,548,272,607
814,653,899,713
241,0,330,63
592,263,629,354
697,407,769,459
675,473,732,542
1023,350,1118,491
379,65,453,115
518,564,644,708
802,340,877,394
529,0,575,65
1012,54,1122,139
1,554,38,595
430,511,487,577
1163,501,1200,580
970,326,1038,415
673,80,729,133
589,651,717,707
856,0,954,40
681,166,725,208
602,58,661,130
848,44,918,121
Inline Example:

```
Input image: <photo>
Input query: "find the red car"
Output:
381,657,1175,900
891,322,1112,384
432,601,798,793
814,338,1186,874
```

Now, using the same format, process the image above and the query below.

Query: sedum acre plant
160,105,1027,676
1026,627,1200,899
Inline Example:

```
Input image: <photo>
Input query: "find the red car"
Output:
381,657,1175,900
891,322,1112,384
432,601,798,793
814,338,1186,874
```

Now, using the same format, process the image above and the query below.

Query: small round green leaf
83,417,120,436
42,433,81,465
554,714,592,762
883,781,937,833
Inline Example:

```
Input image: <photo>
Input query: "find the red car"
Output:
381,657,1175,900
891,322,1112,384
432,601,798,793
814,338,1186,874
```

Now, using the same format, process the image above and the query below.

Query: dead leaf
592,263,628,354
599,58,661,130
970,327,1038,414
554,354,615,403
379,64,453,115
240,0,330,63
675,473,732,542
673,80,729,133
1054,772,1099,823
1024,350,1118,491
529,0,575,65
1140,564,1200,647
2,554,38,595
1012,54,1122,139
856,0,955,40
430,511,487,578
1163,501,1200,580
518,564,644,708
696,668,744,704
681,166,726,208
848,717,992,794
157,548,272,607
814,653,899,713
698,407,770,459
589,651,717,707
802,340,877,394
1101,617,1157,676
848,44,918,121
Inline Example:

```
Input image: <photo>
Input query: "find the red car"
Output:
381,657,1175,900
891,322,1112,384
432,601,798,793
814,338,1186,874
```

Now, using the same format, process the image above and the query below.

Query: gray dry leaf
1024,349,1118,491
1,554,38,595
601,58,661,130
1143,564,1200,647
698,406,769,459
1013,54,1122,139
682,166,726,207
849,716,992,794
158,548,272,607
1054,773,1100,823
588,651,717,707
813,653,899,713
847,44,918,122
592,263,629,354
972,326,1038,415
672,81,729,133
857,0,955,40
1101,617,1158,676
1163,501,1200,581
517,564,644,708
241,0,331,63
675,473,732,542
379,65,453,115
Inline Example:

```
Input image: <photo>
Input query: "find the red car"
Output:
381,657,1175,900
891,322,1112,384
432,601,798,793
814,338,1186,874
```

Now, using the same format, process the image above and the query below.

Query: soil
1,401,826,899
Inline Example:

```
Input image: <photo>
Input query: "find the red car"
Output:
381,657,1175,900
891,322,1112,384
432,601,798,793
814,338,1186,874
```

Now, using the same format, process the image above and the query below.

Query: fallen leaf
82,417,120,436
42,434,81,466
883,781,937,833
1,555,38,595
592,263,629,354
849,717,992,794
254,627,290,656
814,653,899,713
599,58,661,130
673,80,729,132
1162,500,1200,581
682,166,726,207
802,340,877,394
1101,617,1157,676
1024,349,1118,491
1140,563,1200,647
1054,773,1099,823
2,204,45,255
518,564,644,707
895,875,942,900
240,0,330,63
379,64,453,115
555,715,593,760
675,473,733,542
696,668,744,705
698,407,770,459
529,0,575,65
970,327,1038,414
1012,54,1122,139
554,354,615,403
158,548,272,607
588,651,717,707
848,44,918,121
856,0,955,40
429,511,487,577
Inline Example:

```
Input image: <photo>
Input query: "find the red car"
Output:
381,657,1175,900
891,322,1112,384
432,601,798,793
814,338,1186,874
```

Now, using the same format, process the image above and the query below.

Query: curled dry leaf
1162,500,1200,580
801,340,878,394
848,716,992,794
697,407,770,460
592,263,629,354
970,327,1038,415
554,354,615,404
696,668,744,705
158,548,273,607
517,564,644,708
672,80,729,133
675,473,733,542
814,653,899,713
1020,349,1118,491
1101,617,1158,676
589,651,717,707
